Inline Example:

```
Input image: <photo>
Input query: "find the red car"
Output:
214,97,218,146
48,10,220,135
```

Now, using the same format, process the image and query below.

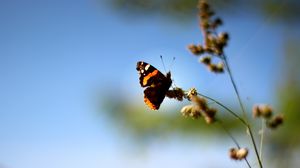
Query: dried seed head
200,56,211,65
260,105,273,118
205,108,217,118
206,34,217,47
211,17,223,29
181,105,202,119
236,148,248,160
190,109,202,119
166,87,184,101
193,0,229,72
274,114,283,123
188,44,204,55
182,87,219,123
219,32,229,42
208,63,224,73
190,95,208,111
200,20,210,30
229,148,237,160
216,62,224,72
208,64,218,72
198,0,213,20
204,116,214,124
198,0,209,11
252,105,261,118
181,105,194,117
252,104,273,119
217,33,228,49
186,93,217,123
186,88,198,100
229,148,248,160
203,108,217,124
267,114,284,129
214,47,223,56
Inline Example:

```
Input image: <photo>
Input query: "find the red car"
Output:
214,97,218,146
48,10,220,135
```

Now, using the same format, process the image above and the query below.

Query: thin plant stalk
259,119,265,159
217,119,251,168
191,91,255,167
197,92,251,167
220,54,248,120
198,93,247,126
221,54,263,168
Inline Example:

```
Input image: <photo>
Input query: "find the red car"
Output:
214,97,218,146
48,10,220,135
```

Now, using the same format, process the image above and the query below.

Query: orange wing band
143,70,158,86
144,97,158,110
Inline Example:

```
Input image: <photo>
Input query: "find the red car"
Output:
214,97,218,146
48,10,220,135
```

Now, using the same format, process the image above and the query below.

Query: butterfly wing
143,85,169,110
136,61,167,87
136,61,172,110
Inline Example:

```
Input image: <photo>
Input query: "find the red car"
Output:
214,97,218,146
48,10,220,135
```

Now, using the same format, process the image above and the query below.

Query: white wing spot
145,64,150,70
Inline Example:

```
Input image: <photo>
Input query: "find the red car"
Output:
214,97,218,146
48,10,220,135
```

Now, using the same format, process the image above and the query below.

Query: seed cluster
158,0,284,165
180,88,217,123
166,87,185,101
187,0,228,73
252,104,283,129
229,148,249,160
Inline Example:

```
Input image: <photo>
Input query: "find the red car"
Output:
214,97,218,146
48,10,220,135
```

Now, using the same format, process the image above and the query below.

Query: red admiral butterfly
136,61,172,110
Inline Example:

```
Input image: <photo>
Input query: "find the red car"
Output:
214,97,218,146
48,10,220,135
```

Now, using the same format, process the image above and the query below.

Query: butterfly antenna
168,57,178,89
160,55,177,89
169,57,176,71
160,55,167,73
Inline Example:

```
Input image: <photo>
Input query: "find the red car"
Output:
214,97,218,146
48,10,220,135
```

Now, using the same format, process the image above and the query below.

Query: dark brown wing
144,86,169,110
136,61,172,110
136,61,167,87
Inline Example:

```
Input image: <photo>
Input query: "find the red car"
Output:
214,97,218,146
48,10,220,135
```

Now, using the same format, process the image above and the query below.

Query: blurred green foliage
266,38,300,167
274,38,300,146
106,0,300,24
102,94,245,141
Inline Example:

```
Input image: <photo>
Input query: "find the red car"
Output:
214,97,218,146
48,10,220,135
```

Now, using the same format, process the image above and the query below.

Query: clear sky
0,0,285,168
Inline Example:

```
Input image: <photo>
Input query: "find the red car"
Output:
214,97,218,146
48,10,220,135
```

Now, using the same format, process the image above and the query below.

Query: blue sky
0,0,285,168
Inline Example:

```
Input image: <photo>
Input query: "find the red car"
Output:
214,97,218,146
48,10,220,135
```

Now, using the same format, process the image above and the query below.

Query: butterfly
136,61,172,110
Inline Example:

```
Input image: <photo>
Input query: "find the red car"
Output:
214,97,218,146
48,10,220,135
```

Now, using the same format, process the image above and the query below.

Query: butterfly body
136,61,172,110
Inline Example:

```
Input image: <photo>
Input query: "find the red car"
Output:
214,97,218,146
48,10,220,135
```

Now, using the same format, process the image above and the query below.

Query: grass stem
221,54,263,168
